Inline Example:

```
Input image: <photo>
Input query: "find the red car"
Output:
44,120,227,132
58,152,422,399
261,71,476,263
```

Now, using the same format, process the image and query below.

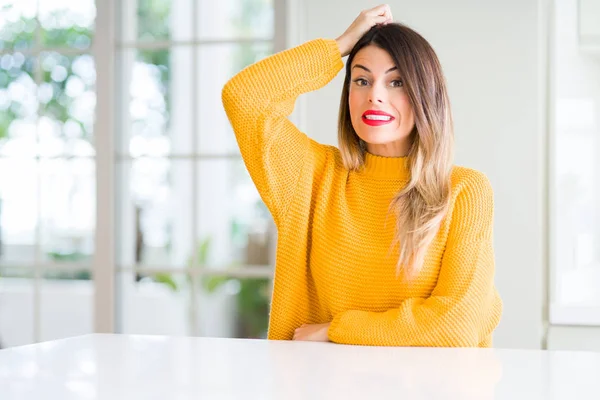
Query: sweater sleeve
327,171,502,347
221,39,343,226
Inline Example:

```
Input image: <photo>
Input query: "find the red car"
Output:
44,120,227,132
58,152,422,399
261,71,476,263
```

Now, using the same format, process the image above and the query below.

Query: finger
385,4,393,20
372,15,388,25
377,10,391,24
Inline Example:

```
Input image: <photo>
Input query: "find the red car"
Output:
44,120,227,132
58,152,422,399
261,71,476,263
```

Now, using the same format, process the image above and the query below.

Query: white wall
289,0,546,349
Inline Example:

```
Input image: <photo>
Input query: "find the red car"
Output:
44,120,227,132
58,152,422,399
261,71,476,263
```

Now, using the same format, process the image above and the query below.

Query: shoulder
450,166,494,204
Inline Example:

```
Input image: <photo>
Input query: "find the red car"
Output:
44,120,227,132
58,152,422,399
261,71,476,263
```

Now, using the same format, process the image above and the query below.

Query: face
348,45,415,157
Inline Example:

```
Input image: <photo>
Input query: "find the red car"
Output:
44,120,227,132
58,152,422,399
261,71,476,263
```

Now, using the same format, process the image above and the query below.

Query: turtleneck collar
359,152,410,180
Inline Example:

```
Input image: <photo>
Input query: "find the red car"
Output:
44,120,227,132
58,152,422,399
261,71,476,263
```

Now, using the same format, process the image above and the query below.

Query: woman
222,4,502,347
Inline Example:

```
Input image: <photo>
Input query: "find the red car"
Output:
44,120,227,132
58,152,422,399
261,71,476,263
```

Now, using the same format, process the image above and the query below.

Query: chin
357,131,401,145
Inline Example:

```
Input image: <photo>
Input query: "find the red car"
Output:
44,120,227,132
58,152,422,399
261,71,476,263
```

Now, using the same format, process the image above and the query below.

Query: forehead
351,45,397,72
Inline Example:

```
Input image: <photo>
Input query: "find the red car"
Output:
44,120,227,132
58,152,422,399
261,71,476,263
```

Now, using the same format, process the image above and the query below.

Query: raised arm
221,4,393,226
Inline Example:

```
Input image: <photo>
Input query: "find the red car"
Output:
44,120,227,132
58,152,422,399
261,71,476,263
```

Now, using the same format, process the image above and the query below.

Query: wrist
335,36,351,57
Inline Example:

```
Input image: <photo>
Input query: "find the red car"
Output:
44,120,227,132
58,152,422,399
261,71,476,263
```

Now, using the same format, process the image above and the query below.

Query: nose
368,84,385,104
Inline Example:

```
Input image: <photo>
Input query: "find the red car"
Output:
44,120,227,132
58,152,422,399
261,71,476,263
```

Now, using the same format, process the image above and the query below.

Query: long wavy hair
338,23,454,278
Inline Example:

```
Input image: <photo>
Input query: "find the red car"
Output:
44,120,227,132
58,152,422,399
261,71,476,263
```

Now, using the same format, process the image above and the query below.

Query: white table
0,334,599,399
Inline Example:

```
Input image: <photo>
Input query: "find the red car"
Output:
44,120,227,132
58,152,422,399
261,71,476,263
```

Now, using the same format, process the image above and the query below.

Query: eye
353,78,369,86
390,79,403,88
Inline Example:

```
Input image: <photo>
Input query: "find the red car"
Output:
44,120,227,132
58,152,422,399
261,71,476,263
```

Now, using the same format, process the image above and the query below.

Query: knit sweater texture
222,38,502,347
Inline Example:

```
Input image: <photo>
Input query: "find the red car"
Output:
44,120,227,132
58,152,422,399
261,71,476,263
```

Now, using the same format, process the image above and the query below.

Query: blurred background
0,0,599,351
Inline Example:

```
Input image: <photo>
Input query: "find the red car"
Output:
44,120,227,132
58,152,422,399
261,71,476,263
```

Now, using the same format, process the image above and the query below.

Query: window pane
0,52,37,155
0,158,38,265
123,0,273,42
0,267,34,347
197,43,272,155
122,48,193,156
118,270,190,336
133,0,193,42
116,159,193,268
196,0,273,40
39,52,96,157
196,159,274,269
39,0,95,50
0,1,37,52
41,269,93,341
39,159,95,265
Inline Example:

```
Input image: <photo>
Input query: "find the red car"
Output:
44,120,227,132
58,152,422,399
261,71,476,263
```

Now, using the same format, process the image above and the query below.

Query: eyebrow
352,64,398,74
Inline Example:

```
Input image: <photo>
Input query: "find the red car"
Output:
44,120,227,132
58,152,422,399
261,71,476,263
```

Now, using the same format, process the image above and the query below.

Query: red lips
362,109,395,126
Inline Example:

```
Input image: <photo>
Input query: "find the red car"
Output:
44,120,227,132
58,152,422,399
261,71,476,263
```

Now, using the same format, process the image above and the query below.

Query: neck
366,139,411,157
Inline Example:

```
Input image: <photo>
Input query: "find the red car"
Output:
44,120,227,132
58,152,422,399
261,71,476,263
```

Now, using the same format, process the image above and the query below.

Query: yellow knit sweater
222,38,502,347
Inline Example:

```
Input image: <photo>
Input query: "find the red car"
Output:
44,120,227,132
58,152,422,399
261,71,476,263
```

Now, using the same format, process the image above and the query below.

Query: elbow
221,79,246,124
221,76,255,121
221,79,235,110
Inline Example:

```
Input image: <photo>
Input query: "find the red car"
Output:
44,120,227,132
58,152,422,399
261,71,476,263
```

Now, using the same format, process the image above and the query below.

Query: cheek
348,90,360,118
393,93,415,125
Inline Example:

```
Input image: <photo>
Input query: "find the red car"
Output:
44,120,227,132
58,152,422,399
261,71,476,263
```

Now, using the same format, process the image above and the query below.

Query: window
0,0,282,348
550,0,600,325
0,0,97,347
112,0,278,339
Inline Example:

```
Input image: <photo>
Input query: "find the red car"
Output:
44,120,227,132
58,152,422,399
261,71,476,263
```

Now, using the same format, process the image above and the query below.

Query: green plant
47,250,91,263
43,269,92,280
0,118,6,141
235,277,271,338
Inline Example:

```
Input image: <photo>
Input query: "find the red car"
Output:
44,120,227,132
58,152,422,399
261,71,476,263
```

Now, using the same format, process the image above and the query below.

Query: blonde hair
338,23,454,278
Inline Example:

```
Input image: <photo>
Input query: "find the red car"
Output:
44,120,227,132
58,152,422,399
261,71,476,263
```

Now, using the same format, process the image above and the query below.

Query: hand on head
336,4,393,57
